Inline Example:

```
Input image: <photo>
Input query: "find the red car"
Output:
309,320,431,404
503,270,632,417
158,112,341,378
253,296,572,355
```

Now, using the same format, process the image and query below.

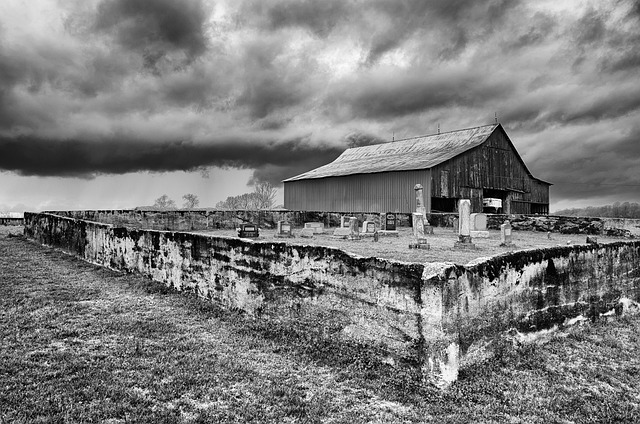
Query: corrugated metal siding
284,170,431,213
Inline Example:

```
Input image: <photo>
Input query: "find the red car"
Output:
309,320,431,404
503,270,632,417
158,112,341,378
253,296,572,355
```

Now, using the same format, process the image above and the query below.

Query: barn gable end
283,124,550,214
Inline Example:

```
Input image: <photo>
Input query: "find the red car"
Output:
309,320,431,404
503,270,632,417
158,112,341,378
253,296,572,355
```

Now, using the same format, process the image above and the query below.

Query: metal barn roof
284,124,499,182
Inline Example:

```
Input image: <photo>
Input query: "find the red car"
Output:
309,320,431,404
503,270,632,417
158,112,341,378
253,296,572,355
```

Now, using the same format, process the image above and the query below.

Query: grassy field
1,226,639,423
195,227,631,265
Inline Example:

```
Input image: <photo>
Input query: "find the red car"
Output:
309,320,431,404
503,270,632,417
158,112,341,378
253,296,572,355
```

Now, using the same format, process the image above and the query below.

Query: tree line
148,182,278,210
554,202,640,218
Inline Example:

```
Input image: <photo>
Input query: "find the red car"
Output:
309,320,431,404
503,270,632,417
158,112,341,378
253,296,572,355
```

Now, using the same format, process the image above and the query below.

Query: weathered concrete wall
24,212,430,363
24,212,640,386
428,244,640,354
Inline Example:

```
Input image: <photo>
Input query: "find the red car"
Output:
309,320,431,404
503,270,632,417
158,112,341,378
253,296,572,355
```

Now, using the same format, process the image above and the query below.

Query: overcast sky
1,0,639,212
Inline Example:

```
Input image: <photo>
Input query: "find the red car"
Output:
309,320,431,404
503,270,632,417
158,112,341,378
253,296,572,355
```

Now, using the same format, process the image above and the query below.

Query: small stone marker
378,212,399,237
340,216,353,228
470,213,489,238
409,212,430,249
237,223,259,239
299,228,315,238
384,212,397,231
304,222,324,234
454,199,475,249
586,236,598,244
500,220,515,247
361,220,376,236
452,217,459,232
275,220,293,238
333,217,360,240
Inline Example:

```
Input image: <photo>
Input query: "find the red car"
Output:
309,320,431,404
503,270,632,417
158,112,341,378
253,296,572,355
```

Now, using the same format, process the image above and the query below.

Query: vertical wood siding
430,127,550,213
284,170,431,213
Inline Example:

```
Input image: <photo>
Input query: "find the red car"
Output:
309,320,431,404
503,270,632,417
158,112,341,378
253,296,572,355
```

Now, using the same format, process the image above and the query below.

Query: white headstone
500,220,515,247
412,213,426,238
362,220,376,234
458,199,471,236
304,222,324,234
470,213,487,231
414,184,427,216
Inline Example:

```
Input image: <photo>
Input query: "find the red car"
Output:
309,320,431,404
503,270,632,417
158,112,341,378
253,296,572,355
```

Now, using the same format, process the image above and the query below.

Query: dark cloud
0,133,346,181
247,0,348,37
525,125,640,203
248,131,384,185
94,0,210,63
573,8,607,46
326,69,512,120
504,12,557,51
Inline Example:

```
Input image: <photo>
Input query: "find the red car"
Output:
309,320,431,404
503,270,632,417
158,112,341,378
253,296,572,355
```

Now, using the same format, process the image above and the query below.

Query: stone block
377,230,399,237
299,228,315,238
304,222,324,234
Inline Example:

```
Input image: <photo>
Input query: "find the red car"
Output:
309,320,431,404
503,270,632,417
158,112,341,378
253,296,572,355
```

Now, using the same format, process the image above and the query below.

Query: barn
283,124,550,214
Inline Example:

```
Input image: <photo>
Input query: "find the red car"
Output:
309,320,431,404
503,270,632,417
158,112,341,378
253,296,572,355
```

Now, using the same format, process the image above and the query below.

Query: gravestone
409,213,430,249
586,236,598,244
299,228,315,238
452,217,459,232
333,217,360,240
362,220,376,236
237,223,259,239
275,220,293,238
384,212,396,231
500,220,515,247
304,222,324,234
414,184,427,217
454,199,475,249
470,213,489,238
340,216,353,228
378,212,399,237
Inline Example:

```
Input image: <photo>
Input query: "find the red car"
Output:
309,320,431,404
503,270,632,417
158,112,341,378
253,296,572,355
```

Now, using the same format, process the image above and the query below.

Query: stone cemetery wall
24,211,640,385
24,212,438,378
429,242,640,352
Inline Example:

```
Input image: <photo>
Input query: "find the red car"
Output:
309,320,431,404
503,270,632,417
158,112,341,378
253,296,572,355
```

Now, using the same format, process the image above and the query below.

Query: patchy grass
1,226,639,423
195,227,631,265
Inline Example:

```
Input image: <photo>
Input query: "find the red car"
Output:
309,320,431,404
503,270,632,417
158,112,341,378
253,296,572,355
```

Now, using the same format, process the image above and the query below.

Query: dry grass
2,225,640,423
195,227,631,265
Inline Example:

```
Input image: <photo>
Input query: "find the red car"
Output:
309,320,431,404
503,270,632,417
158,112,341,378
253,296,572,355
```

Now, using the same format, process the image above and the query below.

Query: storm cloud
0,0,639,208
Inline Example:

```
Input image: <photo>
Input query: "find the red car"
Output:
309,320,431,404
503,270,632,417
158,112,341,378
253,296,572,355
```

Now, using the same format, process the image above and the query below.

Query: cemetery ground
2,225,640,423
197,227,632,265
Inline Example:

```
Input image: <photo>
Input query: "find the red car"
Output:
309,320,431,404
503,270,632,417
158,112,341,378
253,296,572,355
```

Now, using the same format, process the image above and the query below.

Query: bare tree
154,194,176,210
182,193,200,209
253,182,277,209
